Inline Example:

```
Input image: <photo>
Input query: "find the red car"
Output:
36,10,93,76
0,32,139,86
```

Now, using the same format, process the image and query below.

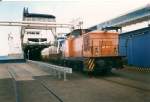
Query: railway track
7,67,20,102
34,78,64,102
7,66,64,102
34,61,150,93
97,76,150,92
1,63,149,102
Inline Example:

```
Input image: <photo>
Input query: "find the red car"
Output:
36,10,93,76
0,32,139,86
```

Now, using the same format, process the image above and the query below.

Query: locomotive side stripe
89,60,95,71
88,59,92,66
91,63,95,70
84,58,95,71
89,59,94,70
89,59,95,71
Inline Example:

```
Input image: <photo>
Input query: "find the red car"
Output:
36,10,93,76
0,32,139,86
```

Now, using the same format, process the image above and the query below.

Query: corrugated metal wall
119,27,150,68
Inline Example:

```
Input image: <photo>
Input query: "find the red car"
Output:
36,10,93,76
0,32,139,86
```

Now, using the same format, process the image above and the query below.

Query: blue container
119,27,150,68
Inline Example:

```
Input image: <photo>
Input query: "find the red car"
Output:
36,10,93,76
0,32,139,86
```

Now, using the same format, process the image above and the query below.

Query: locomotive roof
66,29,91,37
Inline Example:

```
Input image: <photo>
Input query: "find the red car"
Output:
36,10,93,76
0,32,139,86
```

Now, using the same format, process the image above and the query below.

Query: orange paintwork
83,31,118,57
72,36,83,57
63,31,119,58
64,36,74,57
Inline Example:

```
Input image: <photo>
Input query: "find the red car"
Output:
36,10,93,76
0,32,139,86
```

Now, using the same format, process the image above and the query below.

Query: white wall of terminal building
7,27,23,58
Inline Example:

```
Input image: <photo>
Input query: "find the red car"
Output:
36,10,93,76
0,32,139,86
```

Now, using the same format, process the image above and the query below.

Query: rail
7,67,20,102
27,60,72,81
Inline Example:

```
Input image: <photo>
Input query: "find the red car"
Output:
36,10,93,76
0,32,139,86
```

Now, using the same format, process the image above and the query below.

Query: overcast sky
0,0,149,56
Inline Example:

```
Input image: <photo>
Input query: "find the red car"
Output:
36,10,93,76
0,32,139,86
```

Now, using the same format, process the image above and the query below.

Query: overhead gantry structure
0,21,73,59
0,21,73,36
0,21,73,43
0,21,72,27
88,5,150,31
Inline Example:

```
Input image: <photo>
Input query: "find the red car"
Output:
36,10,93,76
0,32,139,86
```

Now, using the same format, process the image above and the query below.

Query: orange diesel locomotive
61,30,123,73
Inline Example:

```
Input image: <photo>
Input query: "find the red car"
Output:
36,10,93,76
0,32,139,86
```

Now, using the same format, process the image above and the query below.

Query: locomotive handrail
27,60,72,81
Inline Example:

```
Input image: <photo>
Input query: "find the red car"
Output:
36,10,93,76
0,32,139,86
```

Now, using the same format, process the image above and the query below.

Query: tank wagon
42,29,123,73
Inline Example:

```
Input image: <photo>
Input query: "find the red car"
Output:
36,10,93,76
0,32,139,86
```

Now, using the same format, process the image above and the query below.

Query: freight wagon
42,29,123,73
